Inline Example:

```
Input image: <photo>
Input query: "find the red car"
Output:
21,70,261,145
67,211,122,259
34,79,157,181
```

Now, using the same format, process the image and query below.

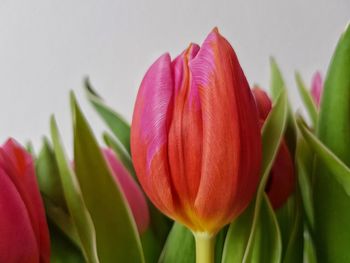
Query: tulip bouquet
1,23,350,263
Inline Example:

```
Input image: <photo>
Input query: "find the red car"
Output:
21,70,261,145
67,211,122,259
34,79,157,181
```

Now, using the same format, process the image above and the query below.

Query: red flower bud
0,139,50,262
252,87,295,209
131,29,262,234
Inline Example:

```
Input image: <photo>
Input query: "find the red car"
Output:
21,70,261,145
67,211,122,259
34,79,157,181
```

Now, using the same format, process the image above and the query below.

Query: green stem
194,232,216,263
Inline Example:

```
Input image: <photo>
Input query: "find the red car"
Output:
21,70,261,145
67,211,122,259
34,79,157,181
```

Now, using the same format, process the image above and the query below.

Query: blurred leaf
314,23,350,262
48,220,85,263
36,137,66,210
295,135,314,230
295,72,318,126
26,141,35,156
51,116,99,263
71,93,144,263
158,223,195,263
140,229,162,263
222,91,287,263
303,228,317,263
85,79,131,153
279,194,303,263
270,58,297,155
43,196,81,248
214,226,228,263
148,204,173,248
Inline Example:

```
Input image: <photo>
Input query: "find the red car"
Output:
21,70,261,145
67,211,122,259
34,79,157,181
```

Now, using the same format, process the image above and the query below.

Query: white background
0,0,349,151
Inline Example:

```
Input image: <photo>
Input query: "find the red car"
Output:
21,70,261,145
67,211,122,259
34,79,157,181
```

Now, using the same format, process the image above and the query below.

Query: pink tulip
102,148,150,234
131,28,262,234
311,71,323,108
0,139,50,263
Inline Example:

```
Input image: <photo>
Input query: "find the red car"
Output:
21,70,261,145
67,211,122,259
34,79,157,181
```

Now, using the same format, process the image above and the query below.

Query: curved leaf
297,117,350,195
140,229,162,263
43,196,81,248
221,202,254,262
36,137,66,210
49,221,85,263
85,79,131,153
158,223,195,263
295,72,318,126
280,194,303,263
295,135,314,229
71,93,144,263
222,195,281,263
51,116,99,263
270,58,297,155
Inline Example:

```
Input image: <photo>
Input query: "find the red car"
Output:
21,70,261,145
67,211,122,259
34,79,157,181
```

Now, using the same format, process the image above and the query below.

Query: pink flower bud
0,139,50,262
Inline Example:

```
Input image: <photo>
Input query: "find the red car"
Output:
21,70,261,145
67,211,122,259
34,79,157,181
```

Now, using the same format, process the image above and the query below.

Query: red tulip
311,71,323,108
102,148,150,234
0,139,50,263
252,87,295,209
131,28,262,234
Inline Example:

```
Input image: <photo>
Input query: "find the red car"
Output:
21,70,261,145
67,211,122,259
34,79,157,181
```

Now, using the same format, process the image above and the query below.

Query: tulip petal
168,44,203,219
0,139,50,263
131,54,176,216
189,29,261,232
0,167,39,263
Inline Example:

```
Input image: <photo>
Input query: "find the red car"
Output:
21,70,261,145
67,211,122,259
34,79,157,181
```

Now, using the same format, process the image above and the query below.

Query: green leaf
36,137,66,210
140,229,162,263
214,226,228,263
313,23,350,262
159,223,195,263
103,132,135,178
222,195,281,263
222,91,287,263
295,72,318,126
279,194,304,263
50,116,99,263
49,220,85,263
71,92,144,263
249,195,281,263
297,117,350,195
270,58,297,155
295,135,314,230
84,79,131,153
26,140,35,156
43,196,81,248
159,222,227,263
221,202,254,262
303,228,317,263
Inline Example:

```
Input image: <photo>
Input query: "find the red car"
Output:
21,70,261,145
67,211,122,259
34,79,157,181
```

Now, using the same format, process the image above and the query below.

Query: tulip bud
131,28,262,235
252,87,295,209
311,71,323,108
102,148,150,234
0,139,50,262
